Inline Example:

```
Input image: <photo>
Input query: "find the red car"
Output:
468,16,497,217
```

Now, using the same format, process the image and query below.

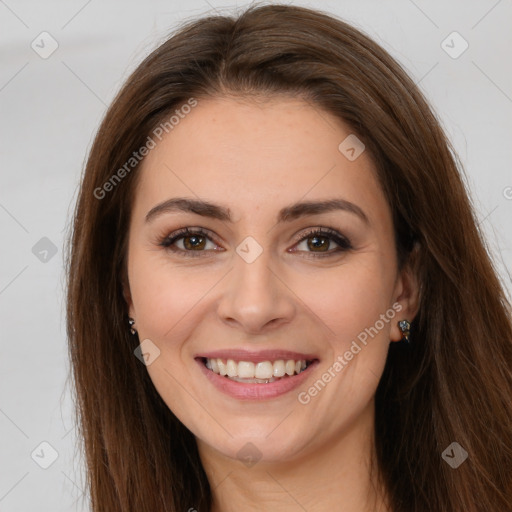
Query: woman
66,4,512,511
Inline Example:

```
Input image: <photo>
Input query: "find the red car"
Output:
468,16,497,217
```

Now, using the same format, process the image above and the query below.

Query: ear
121,267,135,319
390,243,421,342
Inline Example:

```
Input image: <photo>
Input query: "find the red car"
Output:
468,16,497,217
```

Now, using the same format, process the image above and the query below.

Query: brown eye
294,228,352,257
306,234,330,252
181,234,207,250
160,227,220,257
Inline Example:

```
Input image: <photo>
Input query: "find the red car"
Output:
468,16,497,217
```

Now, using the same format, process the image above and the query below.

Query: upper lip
195,349,319,363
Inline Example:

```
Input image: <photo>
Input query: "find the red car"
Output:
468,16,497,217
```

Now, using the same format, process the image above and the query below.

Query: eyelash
159,227,353,259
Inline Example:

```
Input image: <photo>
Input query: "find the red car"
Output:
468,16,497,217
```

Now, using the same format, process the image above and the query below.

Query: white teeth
285,360,295,376
204,357,310,380
217,360,227,376
226,359,238,377
238,361,255,378
273,360,285,377
255,361,273,379
229,376,277,384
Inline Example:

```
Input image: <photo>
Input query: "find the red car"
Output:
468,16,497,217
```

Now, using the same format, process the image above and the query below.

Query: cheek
297,261,395,415
299,257,395,347
127,252,216,420
128,250,223,341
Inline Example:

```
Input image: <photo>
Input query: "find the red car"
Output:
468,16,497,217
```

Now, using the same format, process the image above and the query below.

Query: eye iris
184,235,206,250
308,235,329,252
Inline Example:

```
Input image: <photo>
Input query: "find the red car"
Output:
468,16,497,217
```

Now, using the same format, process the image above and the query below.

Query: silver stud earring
128,317,137,335
398,319,411,343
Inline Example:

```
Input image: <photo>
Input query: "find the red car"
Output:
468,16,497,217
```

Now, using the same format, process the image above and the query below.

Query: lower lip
196,358,319,400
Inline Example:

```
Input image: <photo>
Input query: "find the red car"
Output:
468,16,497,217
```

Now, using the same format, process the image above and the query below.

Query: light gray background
1,1,511,510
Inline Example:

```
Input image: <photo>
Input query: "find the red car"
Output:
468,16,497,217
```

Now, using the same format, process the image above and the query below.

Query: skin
125,95,419,512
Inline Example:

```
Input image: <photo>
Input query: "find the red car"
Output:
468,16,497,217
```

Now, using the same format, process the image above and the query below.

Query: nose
216,247,296,335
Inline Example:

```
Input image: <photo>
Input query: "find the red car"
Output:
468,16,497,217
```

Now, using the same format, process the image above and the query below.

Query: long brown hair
66,4,512,511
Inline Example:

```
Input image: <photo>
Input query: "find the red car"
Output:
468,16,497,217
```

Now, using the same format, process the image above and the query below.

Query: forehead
132,95,389,227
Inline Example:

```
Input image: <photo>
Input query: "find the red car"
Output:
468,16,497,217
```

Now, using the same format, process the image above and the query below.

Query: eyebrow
145,197,370,225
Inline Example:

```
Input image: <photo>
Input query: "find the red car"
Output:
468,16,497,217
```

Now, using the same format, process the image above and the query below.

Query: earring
128,317,137,335
398,319,411,343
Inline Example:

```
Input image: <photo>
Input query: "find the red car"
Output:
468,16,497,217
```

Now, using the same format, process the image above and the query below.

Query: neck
197,399,392,512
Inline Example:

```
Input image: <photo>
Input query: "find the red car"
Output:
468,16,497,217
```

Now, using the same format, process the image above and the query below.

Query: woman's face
126,95,416,464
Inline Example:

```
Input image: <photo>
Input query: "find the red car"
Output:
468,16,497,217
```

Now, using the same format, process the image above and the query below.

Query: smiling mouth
199,357,316,383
